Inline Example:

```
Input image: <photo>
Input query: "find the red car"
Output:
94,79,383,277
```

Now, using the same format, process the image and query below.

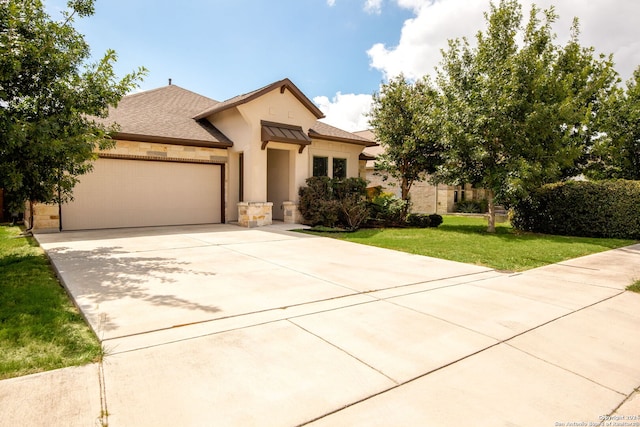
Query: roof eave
115,132,233,149
193,78,325,120
308,131,378,147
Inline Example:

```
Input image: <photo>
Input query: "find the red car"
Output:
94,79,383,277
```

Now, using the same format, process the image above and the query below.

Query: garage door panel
62,159,222,230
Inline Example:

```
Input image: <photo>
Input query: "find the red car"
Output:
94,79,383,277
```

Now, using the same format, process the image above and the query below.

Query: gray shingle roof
309,121,377,147
99,85,233,147
99,80,375,149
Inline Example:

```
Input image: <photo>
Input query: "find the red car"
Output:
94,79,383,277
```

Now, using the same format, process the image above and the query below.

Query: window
313,156,328,177
333,158,347,179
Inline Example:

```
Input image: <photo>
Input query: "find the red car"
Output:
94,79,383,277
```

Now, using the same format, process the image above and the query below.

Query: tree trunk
401,178,411,218
487,190,496,233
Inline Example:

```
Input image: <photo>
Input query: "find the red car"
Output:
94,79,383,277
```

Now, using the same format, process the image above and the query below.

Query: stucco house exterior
26,78,376,232
356,130,487,214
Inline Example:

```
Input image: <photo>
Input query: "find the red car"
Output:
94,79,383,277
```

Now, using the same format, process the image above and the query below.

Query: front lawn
305,215,636,272
0,225,102,379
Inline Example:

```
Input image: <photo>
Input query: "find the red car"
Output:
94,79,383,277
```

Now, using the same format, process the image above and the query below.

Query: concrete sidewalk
1,225,639,426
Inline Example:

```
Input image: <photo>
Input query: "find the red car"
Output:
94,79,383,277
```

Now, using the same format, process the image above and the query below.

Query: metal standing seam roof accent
261,121,311,153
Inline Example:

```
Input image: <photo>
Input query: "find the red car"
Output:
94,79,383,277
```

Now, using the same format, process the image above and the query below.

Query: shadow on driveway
47,246,221,334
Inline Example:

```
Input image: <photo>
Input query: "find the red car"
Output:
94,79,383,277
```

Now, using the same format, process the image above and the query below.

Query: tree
435,0,618,232
368,74,444,217
589,66,640,180
0,0,146,220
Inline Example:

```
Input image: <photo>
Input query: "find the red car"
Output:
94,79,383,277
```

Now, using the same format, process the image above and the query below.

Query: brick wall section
25,202,59,232
107,140,228,162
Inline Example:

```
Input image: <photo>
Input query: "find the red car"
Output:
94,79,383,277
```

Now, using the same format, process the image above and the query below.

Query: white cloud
314,93,373,132
364,0,383,14
327,0,383,14
368,0,640,82
321,0,640,132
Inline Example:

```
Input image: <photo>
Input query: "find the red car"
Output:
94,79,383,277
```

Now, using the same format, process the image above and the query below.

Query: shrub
512,180,640,239
454,199,488,213
407,213,431,228
298,177,369,230
428,214,443,228
367,193,408,227
298,177,340,227
339,195,370,231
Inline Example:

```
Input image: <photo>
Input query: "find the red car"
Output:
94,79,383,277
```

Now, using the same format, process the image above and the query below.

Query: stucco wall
205,86,368,225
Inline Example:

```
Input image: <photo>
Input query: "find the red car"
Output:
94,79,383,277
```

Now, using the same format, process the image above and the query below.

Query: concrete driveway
1,223,639,426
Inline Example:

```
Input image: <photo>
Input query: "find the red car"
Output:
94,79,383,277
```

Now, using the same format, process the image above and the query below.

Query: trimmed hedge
511,180,640,239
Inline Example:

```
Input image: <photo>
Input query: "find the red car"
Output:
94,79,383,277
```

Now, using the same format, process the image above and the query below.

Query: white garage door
62,158,223,230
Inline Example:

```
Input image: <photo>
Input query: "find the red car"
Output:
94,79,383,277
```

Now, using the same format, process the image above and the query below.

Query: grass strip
0,225,102,380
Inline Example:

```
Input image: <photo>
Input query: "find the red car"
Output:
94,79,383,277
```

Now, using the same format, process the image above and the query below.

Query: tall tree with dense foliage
369,74,444,217
589,66,640,180
0,0,145,217
435,0,618,232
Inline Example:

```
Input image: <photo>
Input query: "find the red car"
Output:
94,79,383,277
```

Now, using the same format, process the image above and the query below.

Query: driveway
1,223,639,426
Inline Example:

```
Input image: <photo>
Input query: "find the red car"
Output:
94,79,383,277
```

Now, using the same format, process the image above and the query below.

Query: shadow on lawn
438,222,635,250
45,246,221,333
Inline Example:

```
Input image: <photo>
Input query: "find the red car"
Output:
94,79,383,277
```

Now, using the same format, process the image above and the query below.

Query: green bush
298,177,340,227
298,177,368,230
367,193,408,227
512,180,640,239
428,214,443,228
407,213,431,228
454,199,488,213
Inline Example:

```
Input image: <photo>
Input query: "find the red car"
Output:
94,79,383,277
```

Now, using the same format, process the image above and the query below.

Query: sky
46,0,640,132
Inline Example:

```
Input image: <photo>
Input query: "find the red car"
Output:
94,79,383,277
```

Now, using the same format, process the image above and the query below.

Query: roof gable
193,78,325,120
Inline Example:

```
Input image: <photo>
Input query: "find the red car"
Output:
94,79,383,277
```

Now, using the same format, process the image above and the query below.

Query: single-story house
355,130,488,214
26,78,376,232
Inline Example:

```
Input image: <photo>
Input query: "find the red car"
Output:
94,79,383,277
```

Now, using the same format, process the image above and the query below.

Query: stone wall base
25,201,60,232
238,202,273,228
282,201,302,224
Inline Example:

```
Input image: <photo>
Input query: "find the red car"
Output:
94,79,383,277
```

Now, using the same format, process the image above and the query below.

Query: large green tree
0,0,145,218
369,74,444,216
589,66,640,180
435,0,618,231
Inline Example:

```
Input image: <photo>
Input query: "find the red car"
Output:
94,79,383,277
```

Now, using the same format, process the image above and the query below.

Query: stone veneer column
237,202,273,227
282,201,303,224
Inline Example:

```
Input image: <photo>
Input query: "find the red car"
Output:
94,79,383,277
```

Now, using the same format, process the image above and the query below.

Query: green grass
305,215,636,272
628,280,640,293
0,225,102,380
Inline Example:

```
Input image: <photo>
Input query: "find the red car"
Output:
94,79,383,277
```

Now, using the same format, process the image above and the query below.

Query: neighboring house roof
354,130,383,166
99,85,233,148
310,122,377,147
193,78,325,120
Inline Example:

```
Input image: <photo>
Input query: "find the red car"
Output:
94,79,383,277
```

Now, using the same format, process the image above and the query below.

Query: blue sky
45,0,640,131
48,0,411,101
